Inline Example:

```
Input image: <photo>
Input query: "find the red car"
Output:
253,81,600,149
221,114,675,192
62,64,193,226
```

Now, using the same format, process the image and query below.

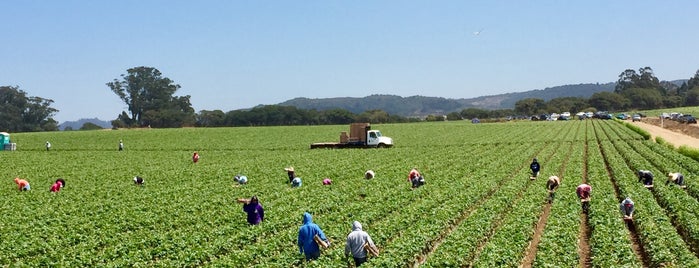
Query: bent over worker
576,183,592,213
546,176,561,203
666,172,686,188
638,170,653,187
14,178,30,191
546,176,561,192
408,168,425,189
620,197,634,220
50,178,65,192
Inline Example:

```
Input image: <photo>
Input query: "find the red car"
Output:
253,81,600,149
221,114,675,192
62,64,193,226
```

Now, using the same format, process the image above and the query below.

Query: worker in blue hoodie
298,212,330,261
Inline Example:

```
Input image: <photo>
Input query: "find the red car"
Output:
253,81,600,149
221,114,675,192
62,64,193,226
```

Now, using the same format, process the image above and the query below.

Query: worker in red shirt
408,168,425,189
50,178,65,192
192,152,200,163
576,183,592,213
14,178,30,191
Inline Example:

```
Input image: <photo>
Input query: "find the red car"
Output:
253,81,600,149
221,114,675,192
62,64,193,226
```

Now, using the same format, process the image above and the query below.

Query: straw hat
284,166,295,172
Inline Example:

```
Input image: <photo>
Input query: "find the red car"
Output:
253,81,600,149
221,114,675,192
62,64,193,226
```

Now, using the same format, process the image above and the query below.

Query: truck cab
367,130,393,147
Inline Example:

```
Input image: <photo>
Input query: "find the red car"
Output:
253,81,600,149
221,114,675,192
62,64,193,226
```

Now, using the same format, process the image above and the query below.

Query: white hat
365,170,375,179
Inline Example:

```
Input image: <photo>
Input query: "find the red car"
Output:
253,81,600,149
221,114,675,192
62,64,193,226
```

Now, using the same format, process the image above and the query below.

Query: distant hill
458,82,617,110
279,82,617,117
59,118,111,130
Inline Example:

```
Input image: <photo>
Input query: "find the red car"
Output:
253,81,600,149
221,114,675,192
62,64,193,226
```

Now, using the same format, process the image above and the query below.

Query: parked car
632,114,642,122
593,111,612,119
678,114,697,124
616,113,629,120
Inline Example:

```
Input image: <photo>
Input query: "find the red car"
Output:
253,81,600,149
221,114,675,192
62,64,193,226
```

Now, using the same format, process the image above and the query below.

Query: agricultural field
2,120,699,267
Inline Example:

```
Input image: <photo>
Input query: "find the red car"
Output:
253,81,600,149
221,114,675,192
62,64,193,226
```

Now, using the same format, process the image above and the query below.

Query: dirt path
633,121,699,148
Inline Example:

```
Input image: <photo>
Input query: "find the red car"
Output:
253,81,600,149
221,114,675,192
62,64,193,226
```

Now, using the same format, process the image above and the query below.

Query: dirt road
632,121,699,148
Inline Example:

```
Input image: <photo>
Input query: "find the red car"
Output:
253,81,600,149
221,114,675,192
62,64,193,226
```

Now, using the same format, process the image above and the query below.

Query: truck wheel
378,143,387,148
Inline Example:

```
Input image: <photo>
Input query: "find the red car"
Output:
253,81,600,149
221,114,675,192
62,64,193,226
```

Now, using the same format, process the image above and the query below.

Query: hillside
59,118,111,130
279,82,616,117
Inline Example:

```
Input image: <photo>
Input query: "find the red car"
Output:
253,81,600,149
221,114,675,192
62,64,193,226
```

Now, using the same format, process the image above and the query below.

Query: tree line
510,67,699,117
3,66,699,132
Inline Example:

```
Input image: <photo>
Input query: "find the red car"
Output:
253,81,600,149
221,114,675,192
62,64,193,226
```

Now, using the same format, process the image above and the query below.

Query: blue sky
2,1,698,123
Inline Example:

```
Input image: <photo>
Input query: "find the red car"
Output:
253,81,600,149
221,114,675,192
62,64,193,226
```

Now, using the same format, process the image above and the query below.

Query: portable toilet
0,132,9,151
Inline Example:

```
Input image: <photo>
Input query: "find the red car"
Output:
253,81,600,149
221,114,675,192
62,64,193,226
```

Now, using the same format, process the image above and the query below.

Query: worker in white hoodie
345,221,377,267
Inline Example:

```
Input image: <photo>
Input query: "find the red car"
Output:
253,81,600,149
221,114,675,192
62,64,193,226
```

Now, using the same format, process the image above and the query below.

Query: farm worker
298,212,330,261
292,177,302,188
408,168,425,189
285,166,296,184
133,176,144,186
118,140,124,151
242,196,264,225
620,197,634,219
322,178,332,185
638,170,653,187
546,176,561,193
345,221,377,267
576,183,592,213
365,170,375,180
666,172,686,188
14,178,30,191
192,152,200,163
546,176,561,203
50,178,65,192
530,158,540,178
234,174,248,185
45,141,51,151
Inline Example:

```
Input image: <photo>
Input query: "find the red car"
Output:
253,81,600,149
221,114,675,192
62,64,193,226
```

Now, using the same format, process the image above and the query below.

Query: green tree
446,112,462,121
107,67,195,128
0,86,59,132
623,87,663,109
685,88,699,106
588,92,630,111
615,69,639,93
319,109,356,124
460,108,491,119
196,110,227,127
357,110,391,123
514,98,545,115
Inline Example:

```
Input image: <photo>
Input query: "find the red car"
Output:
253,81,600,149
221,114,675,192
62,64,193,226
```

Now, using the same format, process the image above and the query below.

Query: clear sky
2,1,699,123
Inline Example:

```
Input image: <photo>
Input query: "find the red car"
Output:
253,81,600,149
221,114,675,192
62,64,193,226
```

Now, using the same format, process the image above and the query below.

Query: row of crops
1,120,698,267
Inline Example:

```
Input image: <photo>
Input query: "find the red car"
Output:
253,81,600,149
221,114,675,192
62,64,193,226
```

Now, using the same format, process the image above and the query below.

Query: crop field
2,120,699,267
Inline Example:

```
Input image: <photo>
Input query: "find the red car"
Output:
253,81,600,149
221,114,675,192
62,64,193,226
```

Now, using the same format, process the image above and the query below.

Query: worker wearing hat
666,172,686,188
364,170,375,180
285,167,296,184
546,175,561,203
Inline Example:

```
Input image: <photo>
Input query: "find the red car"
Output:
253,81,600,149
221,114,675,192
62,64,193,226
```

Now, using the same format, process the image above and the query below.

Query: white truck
310,123,393,149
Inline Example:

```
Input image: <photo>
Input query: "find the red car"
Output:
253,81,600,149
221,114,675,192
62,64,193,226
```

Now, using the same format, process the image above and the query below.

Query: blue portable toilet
0,132,9,150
